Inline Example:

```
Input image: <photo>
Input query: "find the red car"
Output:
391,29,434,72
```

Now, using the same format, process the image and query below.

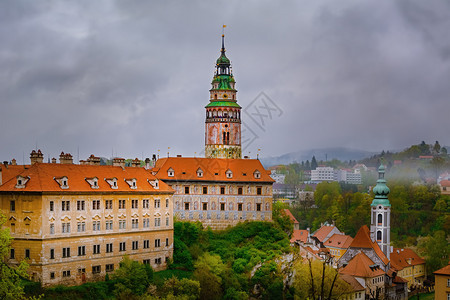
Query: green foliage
272,201,293,235
171,237,194,271
161,276,200,300
417,230,450,275
112,256,153,297
251,261,284,299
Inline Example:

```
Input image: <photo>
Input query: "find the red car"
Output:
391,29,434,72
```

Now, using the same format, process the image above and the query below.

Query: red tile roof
349,225,389,265
291,229,308,243
440,180,450,187
152,157,274,183
340,274,365,291
340,252,385,278
434,264,450,276
313,224,337,242
0,164,31,184
390,248,425,271
283,209,299,224
0,163,172,193
325,234,353,249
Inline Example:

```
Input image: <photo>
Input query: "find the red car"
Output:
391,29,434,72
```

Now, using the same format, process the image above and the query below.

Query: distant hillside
260,147,376,167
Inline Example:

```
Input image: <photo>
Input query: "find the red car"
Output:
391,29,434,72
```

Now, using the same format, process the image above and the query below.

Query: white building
337,169,362,185
310,166,336,183
270,170,286,184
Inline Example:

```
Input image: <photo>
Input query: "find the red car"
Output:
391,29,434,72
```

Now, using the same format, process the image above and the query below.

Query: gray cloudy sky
1,0,450,163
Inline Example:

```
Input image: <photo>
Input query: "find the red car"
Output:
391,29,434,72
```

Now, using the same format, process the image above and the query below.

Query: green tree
112,255,153,298
0,214,32,300
161,276,200,300
193,266,222,300
417,230,450,275
434,141,441,153
311,156,318,170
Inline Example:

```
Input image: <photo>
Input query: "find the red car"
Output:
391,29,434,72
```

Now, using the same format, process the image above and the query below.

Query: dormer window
15,176,30,189
226,169,233,179
105,177,118,189
148,179,159,190
197,168,204,178
168,168,174,177
125,178,137,189
254,170,261,179
85,177,99,189
54,176,69,189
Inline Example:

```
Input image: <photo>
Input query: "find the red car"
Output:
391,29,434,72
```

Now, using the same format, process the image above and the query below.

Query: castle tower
205,33,241,159
370,164,391,260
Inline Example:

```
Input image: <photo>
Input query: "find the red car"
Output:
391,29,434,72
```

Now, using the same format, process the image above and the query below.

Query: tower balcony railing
206,117,241,123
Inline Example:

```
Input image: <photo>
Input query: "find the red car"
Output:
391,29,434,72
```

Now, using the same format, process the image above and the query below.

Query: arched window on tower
226,132,230,144
377,231,382,242
378,214,383,225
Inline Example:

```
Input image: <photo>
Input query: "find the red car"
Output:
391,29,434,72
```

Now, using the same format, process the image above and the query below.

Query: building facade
310,166,336,183
151,157,273,230
0,154,174,286
205,34,242,159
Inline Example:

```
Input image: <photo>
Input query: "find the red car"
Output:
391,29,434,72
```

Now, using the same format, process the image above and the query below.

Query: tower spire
221,25,226,54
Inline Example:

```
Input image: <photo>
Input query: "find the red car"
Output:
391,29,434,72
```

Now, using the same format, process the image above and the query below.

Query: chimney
145,158,150,170
152,154,157,167
51,158,57,164
30,149,44,164
177,154,182,157
131,158,140,168
87,154,101,166
11,158,17,165
112,157,125,168
59,152,73,164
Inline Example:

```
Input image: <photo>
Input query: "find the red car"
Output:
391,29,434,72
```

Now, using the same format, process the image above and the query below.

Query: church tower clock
205,33,242,159
370,164,391,260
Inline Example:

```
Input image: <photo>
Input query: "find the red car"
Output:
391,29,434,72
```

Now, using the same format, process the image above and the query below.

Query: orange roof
0,164,31,184
283,209,299,224
390,248,425,271
440,180,450,187
0,163,172,193
349,225,389,265
152,157,274,183
313,224,336,242
434,264,450,276
291,229,308,243
326,234,353,249
339,274,365,291
340,252,385,278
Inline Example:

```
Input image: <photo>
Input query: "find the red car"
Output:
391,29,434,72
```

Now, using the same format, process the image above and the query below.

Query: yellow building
0,152,174,286
390,248,426,287
434,264,450,300
323,233,353,261
151,157,274,230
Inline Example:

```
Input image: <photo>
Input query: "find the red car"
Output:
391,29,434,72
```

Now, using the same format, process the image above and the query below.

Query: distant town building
310,166,336,183
433,263,450,300
336,169,362,184
269,170,286,184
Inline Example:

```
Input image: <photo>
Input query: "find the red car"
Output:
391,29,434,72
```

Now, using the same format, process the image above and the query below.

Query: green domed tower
205,33,242,159
370,164,392,260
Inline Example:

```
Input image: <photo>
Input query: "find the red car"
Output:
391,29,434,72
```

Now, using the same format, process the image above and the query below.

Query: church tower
205,33,241,159
370,164,391,260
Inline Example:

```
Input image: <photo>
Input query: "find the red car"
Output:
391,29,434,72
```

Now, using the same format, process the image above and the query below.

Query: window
166,238,169,246
78,246,86,256
119,220,126,229
377,231,382,241
155,217,161,227
132,218,139,229
105,200,112,209
166,217,169,226
184,203,189,210
220,203,225,211
24,249,30,259
132,199,138,209
185,186,190,194
256,203,261,211
10,248,15,259
238,203,243,211
143,218,150,228
93,244,100,254
155,239,161,248
62,247,70,258
143,199,149,209
50,223,55,234
203,186,208,194
203,203,207,211
132,241,139,250
92,265,101,274
62,270,71,277
50,201,54,212
62,200,70,211
93,200,100,210
257,187,262,195
106,220,113,230
143,259,150,265
93,221,101,231
119,199,126,209
77,200,85,211
447,278,450,287
155,199,160,208
238,187,243,195
62,222,71,233
220,187,225,194
77,222,85,232
106,264,114,272
50,248,54,259
50,272,55,279
119,242,126,252
78,268,86,274
377,214,382,225
10,223,15,233
165,199,169,208
10,200,15,212
144,240,150,249
106,243,113,253
155,258,162,265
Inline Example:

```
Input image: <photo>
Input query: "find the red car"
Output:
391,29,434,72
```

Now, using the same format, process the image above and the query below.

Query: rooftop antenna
257,149,261,159
77,146,79,164
167,147,170,158
158,149,160,159
194,152,197,158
